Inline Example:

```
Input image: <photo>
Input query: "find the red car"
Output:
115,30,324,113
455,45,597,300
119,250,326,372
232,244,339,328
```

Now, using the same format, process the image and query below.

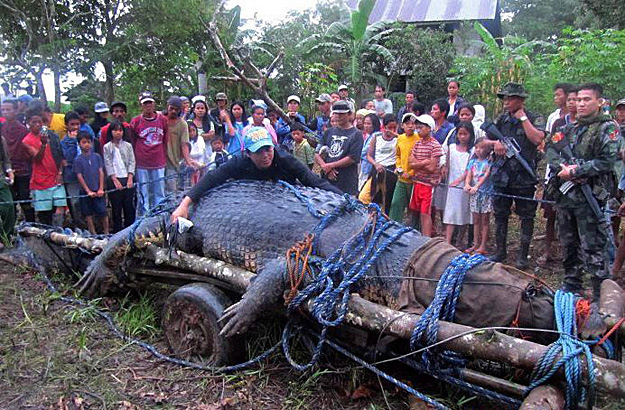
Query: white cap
191,95,206,104
414,114,436,130
287,95,301,104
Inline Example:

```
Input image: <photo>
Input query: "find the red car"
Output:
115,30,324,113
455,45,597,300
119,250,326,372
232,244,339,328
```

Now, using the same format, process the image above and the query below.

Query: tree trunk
196,61,208,95
34,67,47,102
102,60,115,105
53,67,61,112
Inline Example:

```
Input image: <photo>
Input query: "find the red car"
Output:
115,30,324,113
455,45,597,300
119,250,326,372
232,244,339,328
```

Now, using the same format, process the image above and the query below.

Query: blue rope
410,253,488,370
526,290,596,409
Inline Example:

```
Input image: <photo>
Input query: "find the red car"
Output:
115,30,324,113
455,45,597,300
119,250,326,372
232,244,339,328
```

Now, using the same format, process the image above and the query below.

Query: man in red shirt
22,106,67,226
130,91,168,217
1,99,34,222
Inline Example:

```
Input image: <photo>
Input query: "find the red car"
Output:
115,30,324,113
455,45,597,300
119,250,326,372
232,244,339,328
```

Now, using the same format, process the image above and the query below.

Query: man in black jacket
171,127,342,223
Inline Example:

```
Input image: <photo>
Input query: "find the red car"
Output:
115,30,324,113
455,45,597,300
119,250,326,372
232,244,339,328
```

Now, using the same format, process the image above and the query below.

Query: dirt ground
0,211,617,409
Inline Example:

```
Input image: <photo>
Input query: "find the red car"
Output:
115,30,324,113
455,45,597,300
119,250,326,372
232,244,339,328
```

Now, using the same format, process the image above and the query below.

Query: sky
31,0,320,103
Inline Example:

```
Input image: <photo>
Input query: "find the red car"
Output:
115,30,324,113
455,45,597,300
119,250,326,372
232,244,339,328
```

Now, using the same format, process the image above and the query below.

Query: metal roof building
346,0,501,37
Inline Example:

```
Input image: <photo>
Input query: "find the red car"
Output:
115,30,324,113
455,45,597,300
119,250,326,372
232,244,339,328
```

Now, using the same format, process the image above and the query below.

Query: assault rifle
551,138,605,222
480,121,537,180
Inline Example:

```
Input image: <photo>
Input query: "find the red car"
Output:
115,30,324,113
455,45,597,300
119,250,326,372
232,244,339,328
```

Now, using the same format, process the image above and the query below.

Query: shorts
470,191,492,214
32,185,68,212
408,183,433,215
79,195,107,216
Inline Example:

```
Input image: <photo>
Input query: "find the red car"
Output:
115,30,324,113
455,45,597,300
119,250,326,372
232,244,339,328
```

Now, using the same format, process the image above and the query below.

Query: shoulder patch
609,128,620,141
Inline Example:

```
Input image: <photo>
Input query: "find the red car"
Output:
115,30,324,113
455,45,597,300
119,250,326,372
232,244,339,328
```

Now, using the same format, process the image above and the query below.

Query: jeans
135,168,165,217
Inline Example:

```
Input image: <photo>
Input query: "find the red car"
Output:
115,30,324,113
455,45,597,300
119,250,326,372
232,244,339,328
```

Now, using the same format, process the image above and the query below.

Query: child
292,122,314,169
359,113,397,214
389,113,420,226
186,121,210,186
207,135,230,171
463,138,493,254
407,114,443,237
22,106,67,226
74,131,109,234
444,122,475,244
103,121,136,233
60,111,83,225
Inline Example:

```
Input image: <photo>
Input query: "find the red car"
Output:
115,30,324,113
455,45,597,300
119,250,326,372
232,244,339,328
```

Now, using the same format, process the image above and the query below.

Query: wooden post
519,385,565,409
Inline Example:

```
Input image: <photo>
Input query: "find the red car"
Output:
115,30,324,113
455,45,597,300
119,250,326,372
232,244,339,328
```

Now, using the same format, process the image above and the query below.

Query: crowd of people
1,79,624,299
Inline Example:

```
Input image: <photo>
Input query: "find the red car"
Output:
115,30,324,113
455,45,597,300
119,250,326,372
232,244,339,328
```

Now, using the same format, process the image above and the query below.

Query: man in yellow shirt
389,112,420,225
42,104,66,139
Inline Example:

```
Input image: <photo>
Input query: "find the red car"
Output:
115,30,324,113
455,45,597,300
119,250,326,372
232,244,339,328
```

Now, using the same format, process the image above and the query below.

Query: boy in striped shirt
408,114,443,237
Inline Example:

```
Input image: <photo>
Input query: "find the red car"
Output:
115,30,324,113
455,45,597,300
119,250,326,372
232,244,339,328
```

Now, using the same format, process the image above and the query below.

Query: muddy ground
0,211,621,409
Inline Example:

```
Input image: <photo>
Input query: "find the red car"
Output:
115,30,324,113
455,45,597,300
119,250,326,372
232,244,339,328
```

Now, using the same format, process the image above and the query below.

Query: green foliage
382,25,455,104
580,0,625,29
451,23,546,118
502,0,580,40
298,0,395,99
297,63,339,118
115,292,158,339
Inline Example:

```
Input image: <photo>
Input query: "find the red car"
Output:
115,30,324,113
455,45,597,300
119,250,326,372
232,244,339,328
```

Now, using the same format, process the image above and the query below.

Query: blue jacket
276,113,306,146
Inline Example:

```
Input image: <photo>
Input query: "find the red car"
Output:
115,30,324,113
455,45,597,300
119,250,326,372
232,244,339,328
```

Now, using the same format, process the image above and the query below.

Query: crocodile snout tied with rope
10,180,625,407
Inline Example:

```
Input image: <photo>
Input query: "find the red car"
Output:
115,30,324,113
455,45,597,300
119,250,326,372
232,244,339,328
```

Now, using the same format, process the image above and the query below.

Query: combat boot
490,221,508,263
516,219,534,270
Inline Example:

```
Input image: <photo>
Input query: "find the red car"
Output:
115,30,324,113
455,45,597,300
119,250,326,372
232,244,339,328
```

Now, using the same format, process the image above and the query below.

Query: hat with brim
94,101,109,113
315,93,332,103
332,101,351,114
338,85,348,91
616,98,625,108
414,114,436,130
139,91,155,104
287,95,301,104
215,92,227,101
110,101,127,112
402,112,418,123
497,82,529,99
244,126,274,153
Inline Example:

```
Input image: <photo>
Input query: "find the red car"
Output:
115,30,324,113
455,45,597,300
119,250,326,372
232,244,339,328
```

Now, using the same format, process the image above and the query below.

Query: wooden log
18,226,108,253
519,385,565,409
345,296,625,399
15,227,625,398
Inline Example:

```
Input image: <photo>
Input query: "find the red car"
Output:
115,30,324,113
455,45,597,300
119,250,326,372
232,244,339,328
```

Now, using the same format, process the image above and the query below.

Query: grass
115,292,159,339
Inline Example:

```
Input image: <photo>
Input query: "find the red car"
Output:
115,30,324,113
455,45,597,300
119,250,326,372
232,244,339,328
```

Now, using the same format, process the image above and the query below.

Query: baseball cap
315,93,332,103
110,101,127,111
338,85,348,91
191,95,206,104
244,126,274,153
18,95,34,104
402,112,418,123
167,96,183,110
94,101,109,113
287,95,301,104
139,91,155,104
332,100,352,114
356,108,372,117
414,114,435,129
616,98,625,108
250,99,267,111
497,82,529,99
215,92,227,101
180,96,189,102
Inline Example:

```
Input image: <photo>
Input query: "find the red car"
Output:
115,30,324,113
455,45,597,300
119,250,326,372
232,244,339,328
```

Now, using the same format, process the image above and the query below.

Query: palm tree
298,0,394,98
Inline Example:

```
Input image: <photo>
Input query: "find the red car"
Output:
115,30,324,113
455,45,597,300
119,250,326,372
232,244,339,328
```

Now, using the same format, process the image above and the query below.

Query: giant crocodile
74,179,557,338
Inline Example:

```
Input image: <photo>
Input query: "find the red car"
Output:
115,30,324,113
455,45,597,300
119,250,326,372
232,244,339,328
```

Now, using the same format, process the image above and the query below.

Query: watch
519,115,528,122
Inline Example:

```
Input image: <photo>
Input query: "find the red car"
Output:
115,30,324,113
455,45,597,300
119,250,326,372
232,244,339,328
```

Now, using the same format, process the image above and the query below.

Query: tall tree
501,0,580,40
580,0,625,29
0,0,78,109
298,0,395,98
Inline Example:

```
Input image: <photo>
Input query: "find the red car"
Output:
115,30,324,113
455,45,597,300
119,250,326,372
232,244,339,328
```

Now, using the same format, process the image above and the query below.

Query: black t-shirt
187,149,342,203
319,126,363,195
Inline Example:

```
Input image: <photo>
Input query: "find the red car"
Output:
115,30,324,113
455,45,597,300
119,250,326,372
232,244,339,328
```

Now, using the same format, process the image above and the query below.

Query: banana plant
298,0,395,98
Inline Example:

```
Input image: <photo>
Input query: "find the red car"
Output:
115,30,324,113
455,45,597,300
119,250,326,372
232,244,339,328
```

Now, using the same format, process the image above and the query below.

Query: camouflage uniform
490,106,545,267
546,114,620,297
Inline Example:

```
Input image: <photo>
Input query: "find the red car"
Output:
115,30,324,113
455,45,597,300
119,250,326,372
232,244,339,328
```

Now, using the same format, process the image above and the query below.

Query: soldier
487,83,546,269
547,83,620,300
